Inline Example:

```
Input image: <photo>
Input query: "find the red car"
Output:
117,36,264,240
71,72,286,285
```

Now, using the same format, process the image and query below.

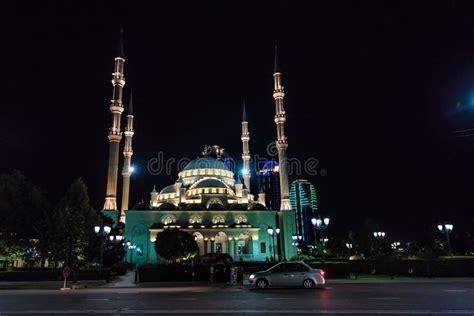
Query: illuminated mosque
101,34,297,264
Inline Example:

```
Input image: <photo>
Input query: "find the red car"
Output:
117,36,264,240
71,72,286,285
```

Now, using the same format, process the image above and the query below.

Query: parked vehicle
248,261,325,289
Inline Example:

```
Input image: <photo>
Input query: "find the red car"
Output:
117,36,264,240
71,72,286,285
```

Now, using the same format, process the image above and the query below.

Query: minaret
273,46,291,211
241,101,251,192
120,93,134,223
150,185,158,207
103,30,126,210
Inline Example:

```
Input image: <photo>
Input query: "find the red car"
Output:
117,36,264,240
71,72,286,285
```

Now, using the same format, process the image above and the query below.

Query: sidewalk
101,270,137,288
328,275,474,284
139,281,244,288
0,280,106,290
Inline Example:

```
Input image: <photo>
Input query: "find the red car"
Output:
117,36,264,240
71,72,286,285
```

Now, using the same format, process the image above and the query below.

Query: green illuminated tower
289,179,318,243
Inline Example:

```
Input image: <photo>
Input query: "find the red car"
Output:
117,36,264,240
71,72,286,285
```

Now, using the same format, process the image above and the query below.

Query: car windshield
265,263,284,272
265,262,312,273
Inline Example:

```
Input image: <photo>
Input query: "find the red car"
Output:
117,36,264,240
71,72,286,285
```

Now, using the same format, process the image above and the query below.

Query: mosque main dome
150,145,255,209
183,156,230,171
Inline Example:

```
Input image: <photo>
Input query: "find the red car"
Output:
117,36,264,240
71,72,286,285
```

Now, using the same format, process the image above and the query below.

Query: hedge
349,259,474,277
0,268,112,282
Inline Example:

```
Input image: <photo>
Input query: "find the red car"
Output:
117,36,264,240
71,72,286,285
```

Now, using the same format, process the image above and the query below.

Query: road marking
167,298,197,301
264,297,296,300
368,297,400,300
443,289,468,292
83,298,109,301
2,309,474,314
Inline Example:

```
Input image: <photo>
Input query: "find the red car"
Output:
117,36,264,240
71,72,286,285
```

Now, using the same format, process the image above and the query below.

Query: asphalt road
0,281,473,315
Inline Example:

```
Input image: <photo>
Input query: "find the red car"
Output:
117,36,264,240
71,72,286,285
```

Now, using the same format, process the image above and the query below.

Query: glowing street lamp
126,240,137,268
346,242,353,257
94,224,112,267
372,231,385,255
311,216,330,261
267,226,276,261
373,231,385,239
391,241,401,250
437,224,454,256
109,234,123,242
275,228,282,261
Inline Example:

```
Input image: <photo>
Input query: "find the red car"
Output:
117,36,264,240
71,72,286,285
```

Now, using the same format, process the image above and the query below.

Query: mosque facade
101,34,297,264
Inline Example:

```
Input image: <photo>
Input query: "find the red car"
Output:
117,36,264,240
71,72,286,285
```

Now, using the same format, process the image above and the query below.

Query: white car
248,261,325,289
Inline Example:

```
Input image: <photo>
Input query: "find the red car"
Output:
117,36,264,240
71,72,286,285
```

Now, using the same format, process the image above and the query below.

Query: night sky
2,1,474,239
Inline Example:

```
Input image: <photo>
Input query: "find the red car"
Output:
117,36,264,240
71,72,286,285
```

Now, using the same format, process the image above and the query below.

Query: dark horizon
2,1,474,240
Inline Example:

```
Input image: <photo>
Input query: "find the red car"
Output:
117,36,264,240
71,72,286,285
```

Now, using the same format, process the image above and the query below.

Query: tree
40,178,98,265
154,229,198,262
354,218,380,256
0,171,50,266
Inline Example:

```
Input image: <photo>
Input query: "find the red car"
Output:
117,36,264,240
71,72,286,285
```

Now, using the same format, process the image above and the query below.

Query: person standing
237,266,243,284
230,265,236,284
209,265,214,283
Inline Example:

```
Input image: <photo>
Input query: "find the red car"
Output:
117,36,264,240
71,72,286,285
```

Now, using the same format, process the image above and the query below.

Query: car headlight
249,274,256,279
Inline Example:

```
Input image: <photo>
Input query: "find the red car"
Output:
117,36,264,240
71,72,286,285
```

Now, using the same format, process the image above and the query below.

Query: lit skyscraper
257,160,281,210
289,179,318,244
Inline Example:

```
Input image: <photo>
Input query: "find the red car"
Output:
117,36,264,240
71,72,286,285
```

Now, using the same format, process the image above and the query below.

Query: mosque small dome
249,203,267,210
158,203,177,210
131,201,151,210
160,184,177,194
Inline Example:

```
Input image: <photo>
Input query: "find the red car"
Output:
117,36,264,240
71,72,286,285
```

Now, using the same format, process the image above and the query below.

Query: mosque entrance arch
214,231,228,254
193,232,205,256
237,232,253,256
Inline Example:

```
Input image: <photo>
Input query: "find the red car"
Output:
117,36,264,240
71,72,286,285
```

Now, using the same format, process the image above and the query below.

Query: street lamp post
126,240,136,268
311,217,329,262
292,234,303,260
373,231,385,255
345,242,353,257
94,224,111,267
391,241,401,256
275,228,281,261
437,224,453,256
267,227,275,261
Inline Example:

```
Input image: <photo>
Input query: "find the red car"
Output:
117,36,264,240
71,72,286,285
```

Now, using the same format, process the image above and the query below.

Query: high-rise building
289,179,318,244
257,160,281,211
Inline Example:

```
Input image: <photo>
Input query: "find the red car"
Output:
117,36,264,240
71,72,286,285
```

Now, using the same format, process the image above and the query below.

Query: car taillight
319,270,325,277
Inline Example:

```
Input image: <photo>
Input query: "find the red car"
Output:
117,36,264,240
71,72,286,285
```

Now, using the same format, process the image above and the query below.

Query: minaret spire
120,92,135,222
274,45,281,73
272,46,291,211
241,100,251,192
103,30,126,211
117,28,125,59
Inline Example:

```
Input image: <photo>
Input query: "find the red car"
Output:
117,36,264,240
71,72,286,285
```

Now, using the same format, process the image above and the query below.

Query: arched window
234,214,248,224
161,214,176,225
207,198,223,208
212,214,226,224
189,214,202,224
